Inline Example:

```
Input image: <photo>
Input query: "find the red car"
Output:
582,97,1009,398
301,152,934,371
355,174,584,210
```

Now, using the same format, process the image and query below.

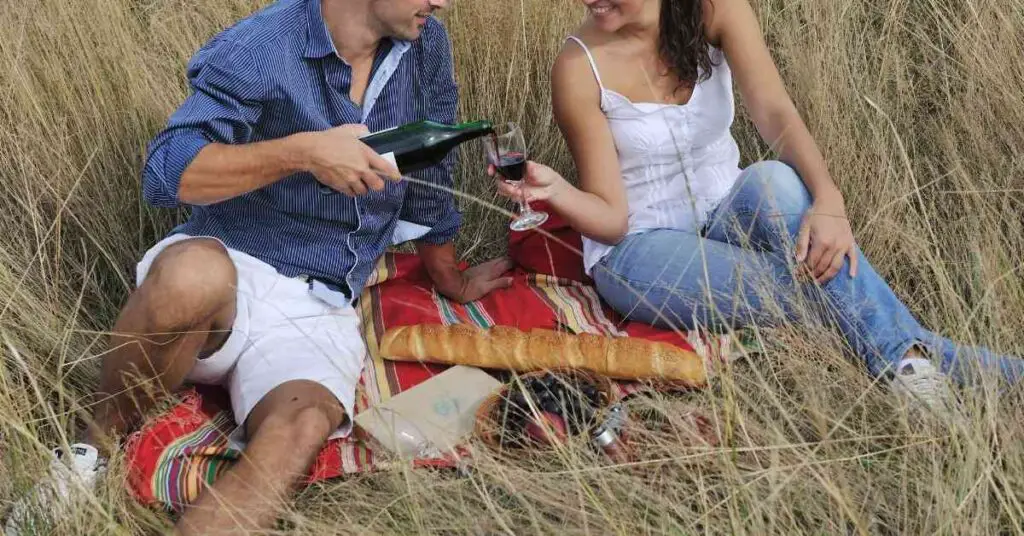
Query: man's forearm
415,241,463,296
178,134,309,205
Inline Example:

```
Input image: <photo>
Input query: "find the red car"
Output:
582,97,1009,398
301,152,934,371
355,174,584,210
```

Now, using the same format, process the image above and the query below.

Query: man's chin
390,25,422,41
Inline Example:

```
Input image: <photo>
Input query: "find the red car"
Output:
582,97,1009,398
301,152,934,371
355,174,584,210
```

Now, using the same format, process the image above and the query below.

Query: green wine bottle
360,119,495,174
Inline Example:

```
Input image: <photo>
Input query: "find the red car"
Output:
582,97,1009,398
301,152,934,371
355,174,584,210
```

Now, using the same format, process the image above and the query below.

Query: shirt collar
304,0,412,59
304,0,335,58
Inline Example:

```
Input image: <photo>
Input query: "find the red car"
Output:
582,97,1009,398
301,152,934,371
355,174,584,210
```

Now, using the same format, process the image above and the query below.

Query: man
6,0,512,533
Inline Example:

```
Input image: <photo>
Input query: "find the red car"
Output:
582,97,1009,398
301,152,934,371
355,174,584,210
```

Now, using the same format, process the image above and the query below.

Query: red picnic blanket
123,202,752,512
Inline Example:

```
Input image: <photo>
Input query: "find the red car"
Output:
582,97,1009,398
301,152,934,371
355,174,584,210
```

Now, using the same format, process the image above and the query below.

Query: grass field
3,0,1024,533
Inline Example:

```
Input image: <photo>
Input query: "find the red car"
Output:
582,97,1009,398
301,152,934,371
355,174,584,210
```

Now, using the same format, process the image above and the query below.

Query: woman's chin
590,14,623,32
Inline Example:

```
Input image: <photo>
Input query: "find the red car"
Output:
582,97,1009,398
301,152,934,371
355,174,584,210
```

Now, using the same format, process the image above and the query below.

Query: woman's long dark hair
658,0,715,90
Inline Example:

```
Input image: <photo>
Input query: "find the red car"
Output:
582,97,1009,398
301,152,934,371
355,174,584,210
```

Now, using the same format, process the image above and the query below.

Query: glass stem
517,181,531,214
518,197,530,214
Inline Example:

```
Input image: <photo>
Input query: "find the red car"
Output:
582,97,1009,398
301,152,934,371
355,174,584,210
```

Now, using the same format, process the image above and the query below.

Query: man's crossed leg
7,235,363,534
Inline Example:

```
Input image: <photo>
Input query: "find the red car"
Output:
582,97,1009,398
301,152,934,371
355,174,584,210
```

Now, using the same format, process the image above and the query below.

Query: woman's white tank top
564,36,742,275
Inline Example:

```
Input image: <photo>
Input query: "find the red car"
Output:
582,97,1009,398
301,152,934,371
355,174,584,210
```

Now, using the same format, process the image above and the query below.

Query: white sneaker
4,443,106,535
892,357,958,419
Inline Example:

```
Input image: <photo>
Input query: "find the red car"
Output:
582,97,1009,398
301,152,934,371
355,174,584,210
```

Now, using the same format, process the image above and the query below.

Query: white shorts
135,234,365,440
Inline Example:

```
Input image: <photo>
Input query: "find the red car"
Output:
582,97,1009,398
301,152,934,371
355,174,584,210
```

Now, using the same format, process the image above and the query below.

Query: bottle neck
456,119,494,135
447,119,494,145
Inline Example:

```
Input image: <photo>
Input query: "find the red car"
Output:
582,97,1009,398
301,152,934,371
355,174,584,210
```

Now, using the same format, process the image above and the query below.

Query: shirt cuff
143,131,211,207
415,210,462,245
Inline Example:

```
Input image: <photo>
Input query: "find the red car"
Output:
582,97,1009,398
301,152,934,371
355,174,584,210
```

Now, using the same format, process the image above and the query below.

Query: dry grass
3,0,1024,533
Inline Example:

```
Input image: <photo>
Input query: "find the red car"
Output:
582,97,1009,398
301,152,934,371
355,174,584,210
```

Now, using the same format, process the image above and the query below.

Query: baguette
379,324,706,385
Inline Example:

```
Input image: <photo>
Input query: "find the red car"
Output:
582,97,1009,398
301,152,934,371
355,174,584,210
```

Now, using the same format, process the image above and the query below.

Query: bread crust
379,324,706,385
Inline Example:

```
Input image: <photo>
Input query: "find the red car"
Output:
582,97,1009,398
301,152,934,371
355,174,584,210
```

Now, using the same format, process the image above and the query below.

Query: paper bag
355,366,501,458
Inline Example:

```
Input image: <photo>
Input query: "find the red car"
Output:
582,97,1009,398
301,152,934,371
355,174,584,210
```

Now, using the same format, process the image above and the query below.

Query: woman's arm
705,0,838,203
498,42,630,246
706,0,858,281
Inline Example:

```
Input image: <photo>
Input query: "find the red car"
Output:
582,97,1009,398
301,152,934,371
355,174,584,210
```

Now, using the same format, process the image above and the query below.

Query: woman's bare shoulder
555,21,616,75
551,29,606,116
703,0,747,45
554,27,597,76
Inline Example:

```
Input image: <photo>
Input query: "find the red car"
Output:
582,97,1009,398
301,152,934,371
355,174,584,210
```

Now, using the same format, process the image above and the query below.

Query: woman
492,0,1024,413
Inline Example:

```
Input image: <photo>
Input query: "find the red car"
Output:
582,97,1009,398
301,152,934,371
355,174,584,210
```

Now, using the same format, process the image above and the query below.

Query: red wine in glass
484,124,548,231
495,152,527,181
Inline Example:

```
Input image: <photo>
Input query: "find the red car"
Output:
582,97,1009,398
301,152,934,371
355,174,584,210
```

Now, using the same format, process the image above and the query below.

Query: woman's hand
713,0,856,284
490,161,568,203
796,194,859,284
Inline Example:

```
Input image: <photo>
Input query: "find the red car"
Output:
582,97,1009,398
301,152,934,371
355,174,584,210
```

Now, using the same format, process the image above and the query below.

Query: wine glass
484,122,549,231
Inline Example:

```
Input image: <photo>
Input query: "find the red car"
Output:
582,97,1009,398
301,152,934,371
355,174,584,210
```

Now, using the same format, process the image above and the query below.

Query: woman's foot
892,351,958,419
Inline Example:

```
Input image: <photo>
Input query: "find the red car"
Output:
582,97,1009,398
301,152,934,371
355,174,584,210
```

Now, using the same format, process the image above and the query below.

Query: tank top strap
564,35,606,92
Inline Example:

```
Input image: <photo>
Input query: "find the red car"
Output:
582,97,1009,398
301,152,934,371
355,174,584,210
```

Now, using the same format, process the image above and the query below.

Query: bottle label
380,152,398,171
361,124,400,139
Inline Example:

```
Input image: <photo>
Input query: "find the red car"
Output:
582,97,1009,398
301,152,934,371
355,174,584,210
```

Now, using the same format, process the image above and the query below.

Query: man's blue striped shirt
142,0,461,300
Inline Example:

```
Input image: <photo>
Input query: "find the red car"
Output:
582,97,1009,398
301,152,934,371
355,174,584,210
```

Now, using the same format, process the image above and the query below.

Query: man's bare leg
84,238,237,454
174,380,346,535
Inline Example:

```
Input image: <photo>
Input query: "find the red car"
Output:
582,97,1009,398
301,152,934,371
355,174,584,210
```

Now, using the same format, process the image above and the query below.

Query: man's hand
441,257,515,304
297,125,401,196
795,194,858,284
416,242,514,303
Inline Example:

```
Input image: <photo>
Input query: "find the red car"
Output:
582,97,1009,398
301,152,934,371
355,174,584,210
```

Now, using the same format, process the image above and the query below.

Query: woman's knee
737,160,812,214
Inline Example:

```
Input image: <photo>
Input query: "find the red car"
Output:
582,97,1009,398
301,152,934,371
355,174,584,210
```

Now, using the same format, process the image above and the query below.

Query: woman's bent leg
592,229,803,334
707,160,1024,387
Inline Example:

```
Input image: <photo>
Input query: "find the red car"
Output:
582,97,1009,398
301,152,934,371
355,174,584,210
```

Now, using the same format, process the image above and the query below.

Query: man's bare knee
246,381,345,447
252,406,339,458
138,239,237,332
292,406,338,447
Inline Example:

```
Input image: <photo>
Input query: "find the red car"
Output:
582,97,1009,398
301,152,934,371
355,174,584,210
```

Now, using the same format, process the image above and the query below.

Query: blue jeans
593,160,1024,387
